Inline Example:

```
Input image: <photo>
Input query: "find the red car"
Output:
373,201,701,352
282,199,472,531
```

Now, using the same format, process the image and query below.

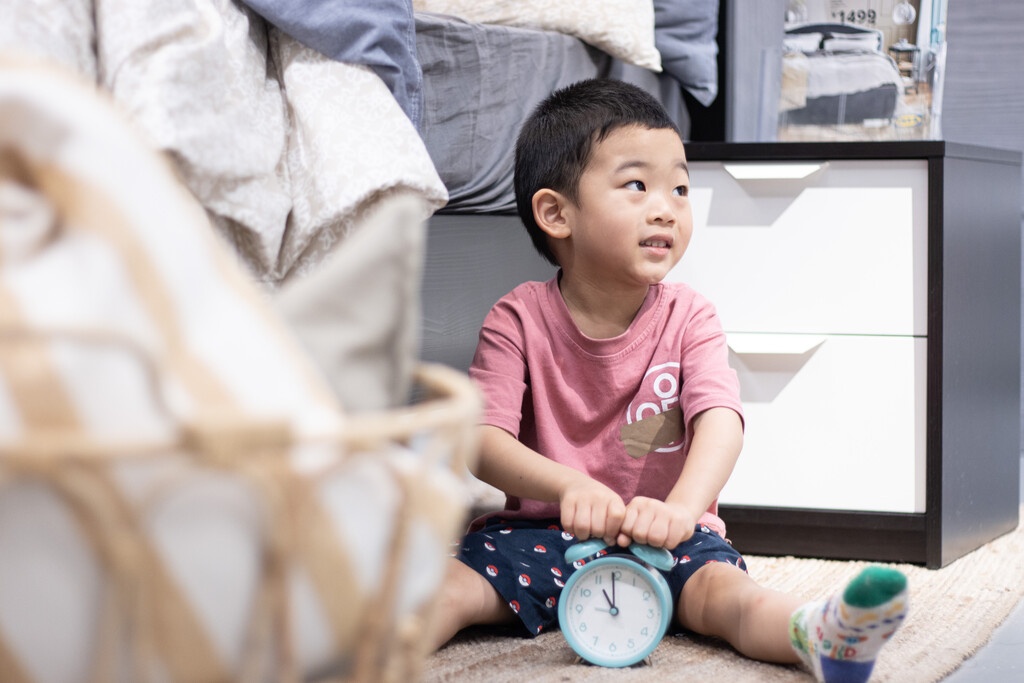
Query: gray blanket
416,12,694,214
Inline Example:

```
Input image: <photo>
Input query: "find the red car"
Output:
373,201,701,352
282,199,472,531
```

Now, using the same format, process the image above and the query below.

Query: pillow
652,0,720,107
822,34,880,53
784,32,824,53
412,0,661,71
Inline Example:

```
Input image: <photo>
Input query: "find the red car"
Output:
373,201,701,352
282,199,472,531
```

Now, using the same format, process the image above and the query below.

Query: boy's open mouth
640,239,671,248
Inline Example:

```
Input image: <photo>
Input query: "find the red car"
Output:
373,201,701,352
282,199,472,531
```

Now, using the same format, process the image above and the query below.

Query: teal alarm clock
557,538,674,667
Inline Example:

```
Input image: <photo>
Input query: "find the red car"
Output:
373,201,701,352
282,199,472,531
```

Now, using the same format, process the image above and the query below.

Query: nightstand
888,39,921,92
668,141,1021,568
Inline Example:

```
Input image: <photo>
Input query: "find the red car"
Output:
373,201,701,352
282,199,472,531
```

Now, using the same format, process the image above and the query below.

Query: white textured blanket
787,50,905,100
3,0,448,285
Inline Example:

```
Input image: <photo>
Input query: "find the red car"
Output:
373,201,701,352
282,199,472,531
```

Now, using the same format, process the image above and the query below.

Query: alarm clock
557,538,674,667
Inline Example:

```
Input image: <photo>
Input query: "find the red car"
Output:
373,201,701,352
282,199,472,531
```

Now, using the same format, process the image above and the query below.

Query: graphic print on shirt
620,361,685,458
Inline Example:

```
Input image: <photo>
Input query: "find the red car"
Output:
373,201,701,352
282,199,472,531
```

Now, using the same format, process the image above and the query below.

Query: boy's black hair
513,78,682,266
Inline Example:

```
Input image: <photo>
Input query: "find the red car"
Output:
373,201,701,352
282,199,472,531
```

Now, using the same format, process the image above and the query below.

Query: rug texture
424,507,1024,682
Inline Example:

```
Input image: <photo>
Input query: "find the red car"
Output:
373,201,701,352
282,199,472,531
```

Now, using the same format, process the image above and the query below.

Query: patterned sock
789,567,908,683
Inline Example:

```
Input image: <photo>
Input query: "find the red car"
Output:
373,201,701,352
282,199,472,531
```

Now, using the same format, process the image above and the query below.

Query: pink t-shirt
468,276,743,537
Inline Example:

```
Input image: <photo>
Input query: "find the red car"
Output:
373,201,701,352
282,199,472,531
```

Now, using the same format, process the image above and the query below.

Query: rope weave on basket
0,333,480,682
0,73,480,680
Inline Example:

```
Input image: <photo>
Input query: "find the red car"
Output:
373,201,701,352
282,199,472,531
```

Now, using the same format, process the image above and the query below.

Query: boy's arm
475,424,627,546
619,407,743,548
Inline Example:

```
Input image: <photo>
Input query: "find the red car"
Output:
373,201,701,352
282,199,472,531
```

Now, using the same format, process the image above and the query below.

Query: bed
414,1,721,214
3,0,721,410
778,22,905,126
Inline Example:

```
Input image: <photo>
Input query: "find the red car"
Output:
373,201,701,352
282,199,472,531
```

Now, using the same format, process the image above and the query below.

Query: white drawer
668,160,929,336
719,333,926,513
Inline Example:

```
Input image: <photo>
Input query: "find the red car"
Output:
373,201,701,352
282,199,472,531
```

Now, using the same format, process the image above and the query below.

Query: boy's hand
618,497,696,549
559,478,627,547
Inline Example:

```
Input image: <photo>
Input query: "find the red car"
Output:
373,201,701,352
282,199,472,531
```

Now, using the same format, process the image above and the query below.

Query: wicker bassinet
0,54,479,683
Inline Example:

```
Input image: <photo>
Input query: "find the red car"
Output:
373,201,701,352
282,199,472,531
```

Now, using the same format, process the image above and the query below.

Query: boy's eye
673,185,689,197
625,180,646,191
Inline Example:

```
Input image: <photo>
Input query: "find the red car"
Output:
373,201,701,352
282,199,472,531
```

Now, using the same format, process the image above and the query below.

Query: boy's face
562,125,692,289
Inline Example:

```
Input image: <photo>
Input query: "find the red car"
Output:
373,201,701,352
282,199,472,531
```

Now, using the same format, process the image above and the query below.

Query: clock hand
601,573,618,609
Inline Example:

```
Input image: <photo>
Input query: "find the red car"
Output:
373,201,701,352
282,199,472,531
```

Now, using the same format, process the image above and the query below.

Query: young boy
432,79,907,683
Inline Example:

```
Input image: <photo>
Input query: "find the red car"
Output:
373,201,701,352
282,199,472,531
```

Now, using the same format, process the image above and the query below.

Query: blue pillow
653,0,720,107
241,0,423,128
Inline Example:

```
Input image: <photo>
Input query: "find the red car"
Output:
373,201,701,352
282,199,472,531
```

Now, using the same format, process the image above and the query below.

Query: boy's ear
532,189,572,239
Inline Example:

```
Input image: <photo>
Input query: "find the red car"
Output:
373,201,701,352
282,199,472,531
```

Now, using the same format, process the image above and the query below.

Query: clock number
579,622,587,632
609,642,617,653
642,590,651,601
648,608,656,619
575,604,583,614
581,588,591,597
628,638,636,649
641,627,649,636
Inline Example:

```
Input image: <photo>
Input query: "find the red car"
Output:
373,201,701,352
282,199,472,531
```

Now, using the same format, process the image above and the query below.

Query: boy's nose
648,193,675,224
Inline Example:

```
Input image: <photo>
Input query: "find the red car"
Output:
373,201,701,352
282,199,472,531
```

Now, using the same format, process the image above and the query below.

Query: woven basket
0,350,479,683
0,54,479,682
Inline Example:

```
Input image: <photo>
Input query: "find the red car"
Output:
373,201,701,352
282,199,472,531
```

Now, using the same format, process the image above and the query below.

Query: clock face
558,556,672,667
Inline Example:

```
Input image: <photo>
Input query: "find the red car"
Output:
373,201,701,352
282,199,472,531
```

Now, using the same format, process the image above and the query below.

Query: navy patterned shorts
454,517,746,636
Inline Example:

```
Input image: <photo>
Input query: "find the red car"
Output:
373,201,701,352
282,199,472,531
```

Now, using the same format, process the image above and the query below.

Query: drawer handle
723,162,827,181
726,333,826,355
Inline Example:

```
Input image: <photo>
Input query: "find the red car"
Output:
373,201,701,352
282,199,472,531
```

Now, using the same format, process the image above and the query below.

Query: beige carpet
424,508,1024,682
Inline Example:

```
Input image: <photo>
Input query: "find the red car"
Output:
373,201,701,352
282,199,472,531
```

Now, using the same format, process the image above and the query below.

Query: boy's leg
676,561,804,663
430,557,516,651
678,562,908,683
